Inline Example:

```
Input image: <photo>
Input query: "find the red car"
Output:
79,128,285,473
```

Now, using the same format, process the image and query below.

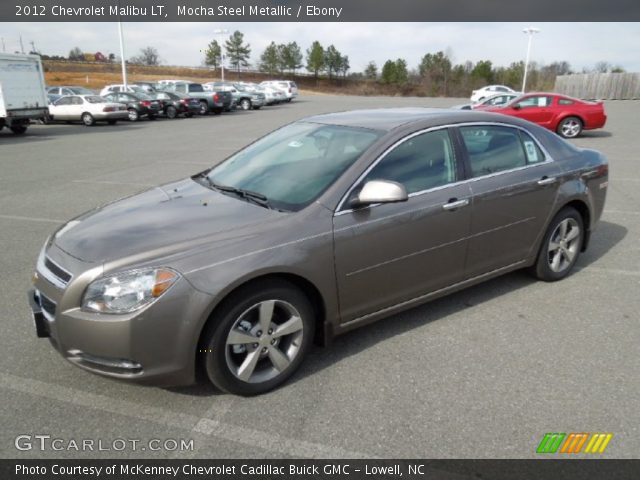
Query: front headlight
82,268,179,314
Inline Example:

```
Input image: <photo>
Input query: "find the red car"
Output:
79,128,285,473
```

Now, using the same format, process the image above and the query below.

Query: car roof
303,108,532,131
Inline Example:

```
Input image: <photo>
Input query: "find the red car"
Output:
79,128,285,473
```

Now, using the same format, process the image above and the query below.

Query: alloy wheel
224,300,304,384
547,218,580,273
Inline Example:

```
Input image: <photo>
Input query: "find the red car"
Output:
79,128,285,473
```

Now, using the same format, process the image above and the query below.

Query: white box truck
0,53,48,134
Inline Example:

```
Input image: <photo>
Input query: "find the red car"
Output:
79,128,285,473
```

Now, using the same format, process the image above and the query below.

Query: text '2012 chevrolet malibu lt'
29,108,608,395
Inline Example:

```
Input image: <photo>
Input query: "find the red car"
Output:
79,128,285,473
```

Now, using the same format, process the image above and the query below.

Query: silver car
29,109,608,395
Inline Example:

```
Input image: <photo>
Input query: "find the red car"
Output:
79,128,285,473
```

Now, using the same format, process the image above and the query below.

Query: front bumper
29,248,213,386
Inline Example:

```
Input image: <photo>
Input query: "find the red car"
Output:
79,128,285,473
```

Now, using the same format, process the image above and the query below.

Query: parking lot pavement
1,96,638,459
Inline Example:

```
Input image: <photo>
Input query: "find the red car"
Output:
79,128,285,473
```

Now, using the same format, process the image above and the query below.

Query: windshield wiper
204,178,275,210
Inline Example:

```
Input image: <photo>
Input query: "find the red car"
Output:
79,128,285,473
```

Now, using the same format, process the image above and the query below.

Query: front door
333,128,472,323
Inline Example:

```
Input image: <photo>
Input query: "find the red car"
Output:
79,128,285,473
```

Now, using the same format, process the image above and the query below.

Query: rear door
334,127,472,323
456,124,562,277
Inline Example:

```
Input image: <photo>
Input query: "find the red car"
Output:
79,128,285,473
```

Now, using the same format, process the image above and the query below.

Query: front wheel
127,108,139,122
166,106,178,119
201,280,315,396
240,98,251,111
530,207,584,281
557,116,583,138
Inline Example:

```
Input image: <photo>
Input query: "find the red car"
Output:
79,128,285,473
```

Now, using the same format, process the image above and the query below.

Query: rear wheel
557,116,583,138
127,108,139,122
81,112,95,126
199,101,209,115
531,207,584,281
201,280,315,396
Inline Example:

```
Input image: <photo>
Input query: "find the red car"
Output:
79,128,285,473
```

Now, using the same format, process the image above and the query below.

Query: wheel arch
555,113,585,132
194,272,328,378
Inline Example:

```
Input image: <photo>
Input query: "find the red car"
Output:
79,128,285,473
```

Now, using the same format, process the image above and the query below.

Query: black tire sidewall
167,106,177,119
202,281,315,396
82,113,94,126
534,207,584,281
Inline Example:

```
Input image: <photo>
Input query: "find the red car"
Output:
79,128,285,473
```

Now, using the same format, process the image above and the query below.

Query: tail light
213,94,219,102
140,100,151,107
288,87,292,93
180,99,187,104
102,107,115,112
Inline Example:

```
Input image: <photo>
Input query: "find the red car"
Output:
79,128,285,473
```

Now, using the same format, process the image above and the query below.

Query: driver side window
363,129,457,194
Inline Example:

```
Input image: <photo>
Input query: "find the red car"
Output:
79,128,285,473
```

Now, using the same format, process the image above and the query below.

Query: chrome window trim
334,121,555,216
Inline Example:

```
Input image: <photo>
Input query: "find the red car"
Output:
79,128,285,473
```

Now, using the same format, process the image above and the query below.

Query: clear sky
1,22,639,73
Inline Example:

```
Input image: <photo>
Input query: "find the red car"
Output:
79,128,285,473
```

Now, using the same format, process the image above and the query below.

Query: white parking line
0,214,62,224
0,372,370,459
578,266,640,276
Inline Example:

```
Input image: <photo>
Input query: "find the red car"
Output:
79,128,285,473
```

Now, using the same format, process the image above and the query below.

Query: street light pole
118,21,128,87
213,28,229,81
522,27,540,93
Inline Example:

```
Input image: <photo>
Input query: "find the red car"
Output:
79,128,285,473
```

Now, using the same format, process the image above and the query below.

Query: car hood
53,178,281,263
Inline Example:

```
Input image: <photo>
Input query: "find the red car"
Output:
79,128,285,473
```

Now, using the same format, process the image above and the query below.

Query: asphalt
1,95,638,459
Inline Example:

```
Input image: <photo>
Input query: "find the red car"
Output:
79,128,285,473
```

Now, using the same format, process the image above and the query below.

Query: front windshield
206,122,382,211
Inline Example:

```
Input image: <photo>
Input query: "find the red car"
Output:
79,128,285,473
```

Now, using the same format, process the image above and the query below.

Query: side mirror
512,104,521,110
351,180,408,208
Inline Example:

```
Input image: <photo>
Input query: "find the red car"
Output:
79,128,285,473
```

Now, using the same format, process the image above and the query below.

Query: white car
255,85,286,105
470,85,516,103
260,80,298,102
48,95,129,126
99,84,149,96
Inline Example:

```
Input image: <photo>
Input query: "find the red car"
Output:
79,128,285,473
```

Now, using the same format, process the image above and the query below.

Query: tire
148,114,157,121
240,98,252,111
201,280,315,396
10,124,27,134
253,106,261,110
557,116,583,139
199,101,209,115
530,207,584,281
107,120,117,125
127,108,139,122
166,106,178,119
81,112,95,126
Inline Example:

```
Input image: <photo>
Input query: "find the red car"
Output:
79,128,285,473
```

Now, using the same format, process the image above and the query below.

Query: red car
482,93,607,139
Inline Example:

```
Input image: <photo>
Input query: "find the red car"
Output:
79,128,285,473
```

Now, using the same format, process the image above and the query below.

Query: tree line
53,32,627,96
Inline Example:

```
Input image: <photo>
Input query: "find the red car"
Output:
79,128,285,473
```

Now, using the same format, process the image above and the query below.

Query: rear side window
364,129,457,194
460,126,527,177
558,98,575,105
188,84,204,92
518,131,546,164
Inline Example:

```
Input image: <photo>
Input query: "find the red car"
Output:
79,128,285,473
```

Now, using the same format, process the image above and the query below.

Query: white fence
554,73,640,100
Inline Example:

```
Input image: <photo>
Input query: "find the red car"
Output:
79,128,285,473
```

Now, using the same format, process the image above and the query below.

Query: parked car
47,86,95,96
48,95,129,125
151,91,200,118
470,85,516,103
99,84,148,97
260,80,298,102
102,91,161,121
132,82,158,93
29,108,608,395
167,82,232,115
205,82,266,110
453,93,520,110
483,93,607,138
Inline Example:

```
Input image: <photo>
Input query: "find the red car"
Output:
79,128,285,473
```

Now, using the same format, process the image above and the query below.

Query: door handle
442,198,470,211
537,176,557,186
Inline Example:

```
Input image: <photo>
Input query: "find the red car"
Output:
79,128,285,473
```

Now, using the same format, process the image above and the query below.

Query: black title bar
4,0,640,22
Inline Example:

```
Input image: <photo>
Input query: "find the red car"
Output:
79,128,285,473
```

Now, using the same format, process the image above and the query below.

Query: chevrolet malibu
29,109,608,395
